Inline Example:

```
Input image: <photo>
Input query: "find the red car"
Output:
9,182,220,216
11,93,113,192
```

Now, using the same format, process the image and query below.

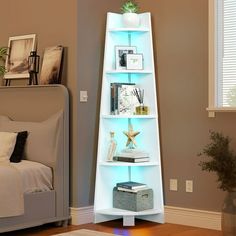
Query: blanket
0,161,24,217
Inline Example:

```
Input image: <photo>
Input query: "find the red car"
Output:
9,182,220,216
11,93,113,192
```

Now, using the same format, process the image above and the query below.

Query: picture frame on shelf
39,45,63,84
126,53,143,70
4,34,36,79
115,46,136,70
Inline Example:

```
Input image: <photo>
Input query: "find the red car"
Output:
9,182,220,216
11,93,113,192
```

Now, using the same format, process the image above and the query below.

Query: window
208,0,236,116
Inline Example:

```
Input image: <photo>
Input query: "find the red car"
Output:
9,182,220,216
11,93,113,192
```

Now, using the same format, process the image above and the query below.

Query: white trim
165,206,221,230
70,205,221,230
208,0,216,117
70,206,94,225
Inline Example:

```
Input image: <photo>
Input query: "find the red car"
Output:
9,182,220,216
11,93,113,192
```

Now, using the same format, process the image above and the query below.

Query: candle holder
28,51,40,85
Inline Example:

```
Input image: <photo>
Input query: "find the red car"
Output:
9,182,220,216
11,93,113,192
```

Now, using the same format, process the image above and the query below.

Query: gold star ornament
123,123,140,148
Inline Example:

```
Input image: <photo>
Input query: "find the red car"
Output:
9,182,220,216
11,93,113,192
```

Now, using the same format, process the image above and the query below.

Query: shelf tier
106,70,153,74
96,208,162,216
101,115,157,119
108,27,149,32
99,161,159,167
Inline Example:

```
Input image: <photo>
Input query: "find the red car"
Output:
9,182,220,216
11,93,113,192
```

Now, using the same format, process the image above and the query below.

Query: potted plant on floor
121,0,140,28
198,131,236,236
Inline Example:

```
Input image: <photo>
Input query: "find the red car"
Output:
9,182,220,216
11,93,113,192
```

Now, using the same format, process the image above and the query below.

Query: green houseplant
0,47,7,77
199,131,236,235
121,0,140,28
121,0,139,13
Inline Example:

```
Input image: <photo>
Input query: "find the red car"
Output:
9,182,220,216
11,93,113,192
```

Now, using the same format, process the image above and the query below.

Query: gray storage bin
113,187,153,212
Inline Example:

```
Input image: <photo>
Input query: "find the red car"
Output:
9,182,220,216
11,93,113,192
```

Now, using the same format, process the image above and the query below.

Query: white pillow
0,132,17,162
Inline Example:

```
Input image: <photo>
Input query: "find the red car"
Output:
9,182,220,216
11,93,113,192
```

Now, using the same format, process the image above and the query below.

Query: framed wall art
126,54,143,70
39,45,63,84
115,46,136,70
4,34,36,80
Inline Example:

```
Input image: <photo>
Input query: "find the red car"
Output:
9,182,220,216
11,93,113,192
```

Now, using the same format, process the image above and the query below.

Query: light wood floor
1,220,222,236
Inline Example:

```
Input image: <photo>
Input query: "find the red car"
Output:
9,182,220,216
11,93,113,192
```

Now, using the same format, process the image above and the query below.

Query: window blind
217,0,236,106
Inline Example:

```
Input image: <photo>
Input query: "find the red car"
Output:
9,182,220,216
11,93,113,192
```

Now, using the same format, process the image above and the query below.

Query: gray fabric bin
113,187,153,212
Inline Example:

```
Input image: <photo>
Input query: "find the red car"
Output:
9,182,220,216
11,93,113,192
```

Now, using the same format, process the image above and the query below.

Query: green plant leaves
0,46,7,76
198,131,236,192
121,0,139,13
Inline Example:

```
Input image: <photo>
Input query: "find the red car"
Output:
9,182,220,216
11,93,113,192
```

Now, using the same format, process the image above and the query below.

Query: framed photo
39,45,63,84
115,46,136,70
126,54,143,70
4,34,36,79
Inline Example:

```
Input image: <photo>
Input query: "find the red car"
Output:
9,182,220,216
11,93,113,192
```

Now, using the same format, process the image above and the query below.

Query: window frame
208,0,236,117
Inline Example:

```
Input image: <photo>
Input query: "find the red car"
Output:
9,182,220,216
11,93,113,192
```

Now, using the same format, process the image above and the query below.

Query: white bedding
10,160,53,193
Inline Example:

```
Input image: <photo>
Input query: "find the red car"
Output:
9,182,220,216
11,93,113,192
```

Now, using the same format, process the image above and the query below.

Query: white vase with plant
121,0,140,28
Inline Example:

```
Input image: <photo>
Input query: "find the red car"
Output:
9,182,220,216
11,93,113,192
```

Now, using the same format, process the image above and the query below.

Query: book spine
117,187,138,193
116,183,132,189
110,84,115,115
113,156,136,162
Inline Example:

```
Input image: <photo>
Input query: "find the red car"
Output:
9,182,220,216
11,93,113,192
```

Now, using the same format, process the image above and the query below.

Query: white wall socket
170,179,178,191
186,180,193,192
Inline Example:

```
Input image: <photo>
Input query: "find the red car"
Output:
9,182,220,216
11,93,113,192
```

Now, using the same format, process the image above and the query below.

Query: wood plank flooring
1,220,222,236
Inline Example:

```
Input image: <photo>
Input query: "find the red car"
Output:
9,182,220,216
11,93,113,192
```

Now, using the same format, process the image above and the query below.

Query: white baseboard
70,206,94,225
165,206,221,230
70,205,221,230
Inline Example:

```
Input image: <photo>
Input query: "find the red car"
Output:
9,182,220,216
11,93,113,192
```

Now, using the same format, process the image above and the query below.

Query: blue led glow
114,228,130,236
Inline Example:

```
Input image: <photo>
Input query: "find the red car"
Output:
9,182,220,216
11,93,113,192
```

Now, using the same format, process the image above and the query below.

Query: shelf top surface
106,70,153,74
101,115,157,119
108,27,149,32
99,161,159,166
96,208,162,216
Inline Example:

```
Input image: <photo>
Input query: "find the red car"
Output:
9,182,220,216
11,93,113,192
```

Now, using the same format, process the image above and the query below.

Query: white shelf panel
101,115,157,119
106,70,153,74
108,28,149,32
99,161,159,167
96,208,162,216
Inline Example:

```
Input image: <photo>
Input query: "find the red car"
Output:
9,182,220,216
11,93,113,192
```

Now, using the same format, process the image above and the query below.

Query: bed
0,85,69,233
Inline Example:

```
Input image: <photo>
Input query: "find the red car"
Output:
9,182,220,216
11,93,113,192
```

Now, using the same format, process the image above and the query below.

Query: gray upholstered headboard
0,85,68,122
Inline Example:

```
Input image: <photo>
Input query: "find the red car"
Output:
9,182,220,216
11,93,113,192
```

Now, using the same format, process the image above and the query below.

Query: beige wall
0,0,79,206
1,0,234,212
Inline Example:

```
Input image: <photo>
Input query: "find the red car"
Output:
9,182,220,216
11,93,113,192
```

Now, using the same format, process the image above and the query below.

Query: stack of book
113,151,149,163
116,181,148,193
110,82,139,115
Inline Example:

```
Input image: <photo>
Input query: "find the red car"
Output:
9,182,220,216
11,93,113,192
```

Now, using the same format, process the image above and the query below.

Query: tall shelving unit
94,12,164,226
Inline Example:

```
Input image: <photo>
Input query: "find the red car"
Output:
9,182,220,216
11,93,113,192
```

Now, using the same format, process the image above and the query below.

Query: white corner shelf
94,12,164,226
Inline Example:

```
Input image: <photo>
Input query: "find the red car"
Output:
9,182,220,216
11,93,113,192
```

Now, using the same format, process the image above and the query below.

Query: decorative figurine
123,123,140,149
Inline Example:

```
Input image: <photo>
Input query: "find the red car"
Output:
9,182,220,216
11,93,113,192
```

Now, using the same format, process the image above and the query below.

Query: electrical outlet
170,179,178,191
186,180,193,193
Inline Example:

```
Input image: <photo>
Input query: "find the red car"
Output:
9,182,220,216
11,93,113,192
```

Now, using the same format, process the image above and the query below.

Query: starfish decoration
123,123,140,148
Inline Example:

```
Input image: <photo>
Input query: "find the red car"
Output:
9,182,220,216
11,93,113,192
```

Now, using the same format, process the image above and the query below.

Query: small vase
222,191,236,236
122,13,140,28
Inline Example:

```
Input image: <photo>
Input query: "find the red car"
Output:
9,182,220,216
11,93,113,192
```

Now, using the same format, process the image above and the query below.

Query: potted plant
121,0,140,28
0,47,7,77
198,131,236,235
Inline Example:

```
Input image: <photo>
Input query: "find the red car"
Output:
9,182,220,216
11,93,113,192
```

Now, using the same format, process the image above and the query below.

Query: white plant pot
122,13,140,28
